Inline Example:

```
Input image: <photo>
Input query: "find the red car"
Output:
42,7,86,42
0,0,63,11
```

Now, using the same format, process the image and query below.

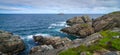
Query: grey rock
61,24,94,37
0,30,25,55
66,15,92,26
93,11,120,32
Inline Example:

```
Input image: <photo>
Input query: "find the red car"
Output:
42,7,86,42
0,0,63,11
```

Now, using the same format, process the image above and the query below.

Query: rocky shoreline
0,11,120,55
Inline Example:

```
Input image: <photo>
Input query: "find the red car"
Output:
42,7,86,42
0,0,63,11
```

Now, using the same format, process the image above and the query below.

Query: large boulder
61,15,94,37
0,30,25,55
61,24,94,37
93,11,120,32
66,15,92,26
33,35,72,49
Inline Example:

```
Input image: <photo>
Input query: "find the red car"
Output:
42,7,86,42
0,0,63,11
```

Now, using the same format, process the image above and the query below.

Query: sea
0,14,103,55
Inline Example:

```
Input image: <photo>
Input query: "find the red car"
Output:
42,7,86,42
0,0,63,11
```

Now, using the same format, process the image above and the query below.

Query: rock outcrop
30,35,72,54
30,45,54,54
30,32,103,55
33,35,72,49
61,15,94,37
61,11,120,37
66,15,92,26
61,24,94,37
0,30,25,55
80,33,103,46
93,11,120,32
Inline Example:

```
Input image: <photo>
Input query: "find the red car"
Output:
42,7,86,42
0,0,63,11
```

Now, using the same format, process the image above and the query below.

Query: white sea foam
48,21,67,29
27,35,33,39
34,33,51,37
21,35,33,40
21,33,51,40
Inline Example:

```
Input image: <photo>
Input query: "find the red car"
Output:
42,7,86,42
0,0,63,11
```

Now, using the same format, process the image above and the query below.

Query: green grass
111,39,120,50
59,30,120,55
59,44,101,55
99,30,120,50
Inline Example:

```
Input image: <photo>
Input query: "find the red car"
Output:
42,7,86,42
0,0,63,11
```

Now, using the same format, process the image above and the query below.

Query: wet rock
0,30,25,55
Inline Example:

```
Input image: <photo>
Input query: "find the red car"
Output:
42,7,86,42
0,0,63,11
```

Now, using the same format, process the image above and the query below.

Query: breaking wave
48,21,68,29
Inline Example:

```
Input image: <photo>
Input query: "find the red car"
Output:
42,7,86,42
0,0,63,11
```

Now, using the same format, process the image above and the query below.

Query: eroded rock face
30,35,72,54
93,11,120,32
0,30,25,55
61,15,94,37
67,15,92,26
61,11,120,37
61,24,94,37
30,45,54,54
81,33,103,46
33,35,72,49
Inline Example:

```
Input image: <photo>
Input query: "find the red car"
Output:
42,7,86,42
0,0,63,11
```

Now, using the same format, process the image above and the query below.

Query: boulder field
61,11,120,37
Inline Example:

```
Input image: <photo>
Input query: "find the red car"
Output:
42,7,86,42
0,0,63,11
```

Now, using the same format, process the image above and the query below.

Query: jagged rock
33,35,72,49
112,28,120,32
93,11,120,32
61,11,120,38
31,36,72,55
104,51,118,55
61,24,94,37
0,30,25,55
81,33,103,46
73,39,82,44
66,15,92,26
30,45,54,54
61,15,94,37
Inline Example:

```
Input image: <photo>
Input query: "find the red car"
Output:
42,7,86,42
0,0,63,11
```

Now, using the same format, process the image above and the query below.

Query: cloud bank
0,0,120,14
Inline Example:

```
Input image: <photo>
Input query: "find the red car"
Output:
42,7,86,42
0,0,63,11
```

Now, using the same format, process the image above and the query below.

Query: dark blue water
0,14,103,55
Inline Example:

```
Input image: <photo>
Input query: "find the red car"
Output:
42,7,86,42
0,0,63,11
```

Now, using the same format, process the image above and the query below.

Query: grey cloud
1,0,119,8
0,0,120,13
0,5,27,11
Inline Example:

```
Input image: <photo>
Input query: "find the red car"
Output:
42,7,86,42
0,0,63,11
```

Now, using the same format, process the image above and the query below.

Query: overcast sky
0,0,120,14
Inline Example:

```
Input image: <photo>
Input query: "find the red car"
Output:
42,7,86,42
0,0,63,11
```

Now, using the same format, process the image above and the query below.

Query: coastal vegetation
59,30,120,55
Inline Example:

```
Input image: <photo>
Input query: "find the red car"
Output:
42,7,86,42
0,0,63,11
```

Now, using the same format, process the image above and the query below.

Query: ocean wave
34,33,51,37
21,33,52,40
48,21,67,29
